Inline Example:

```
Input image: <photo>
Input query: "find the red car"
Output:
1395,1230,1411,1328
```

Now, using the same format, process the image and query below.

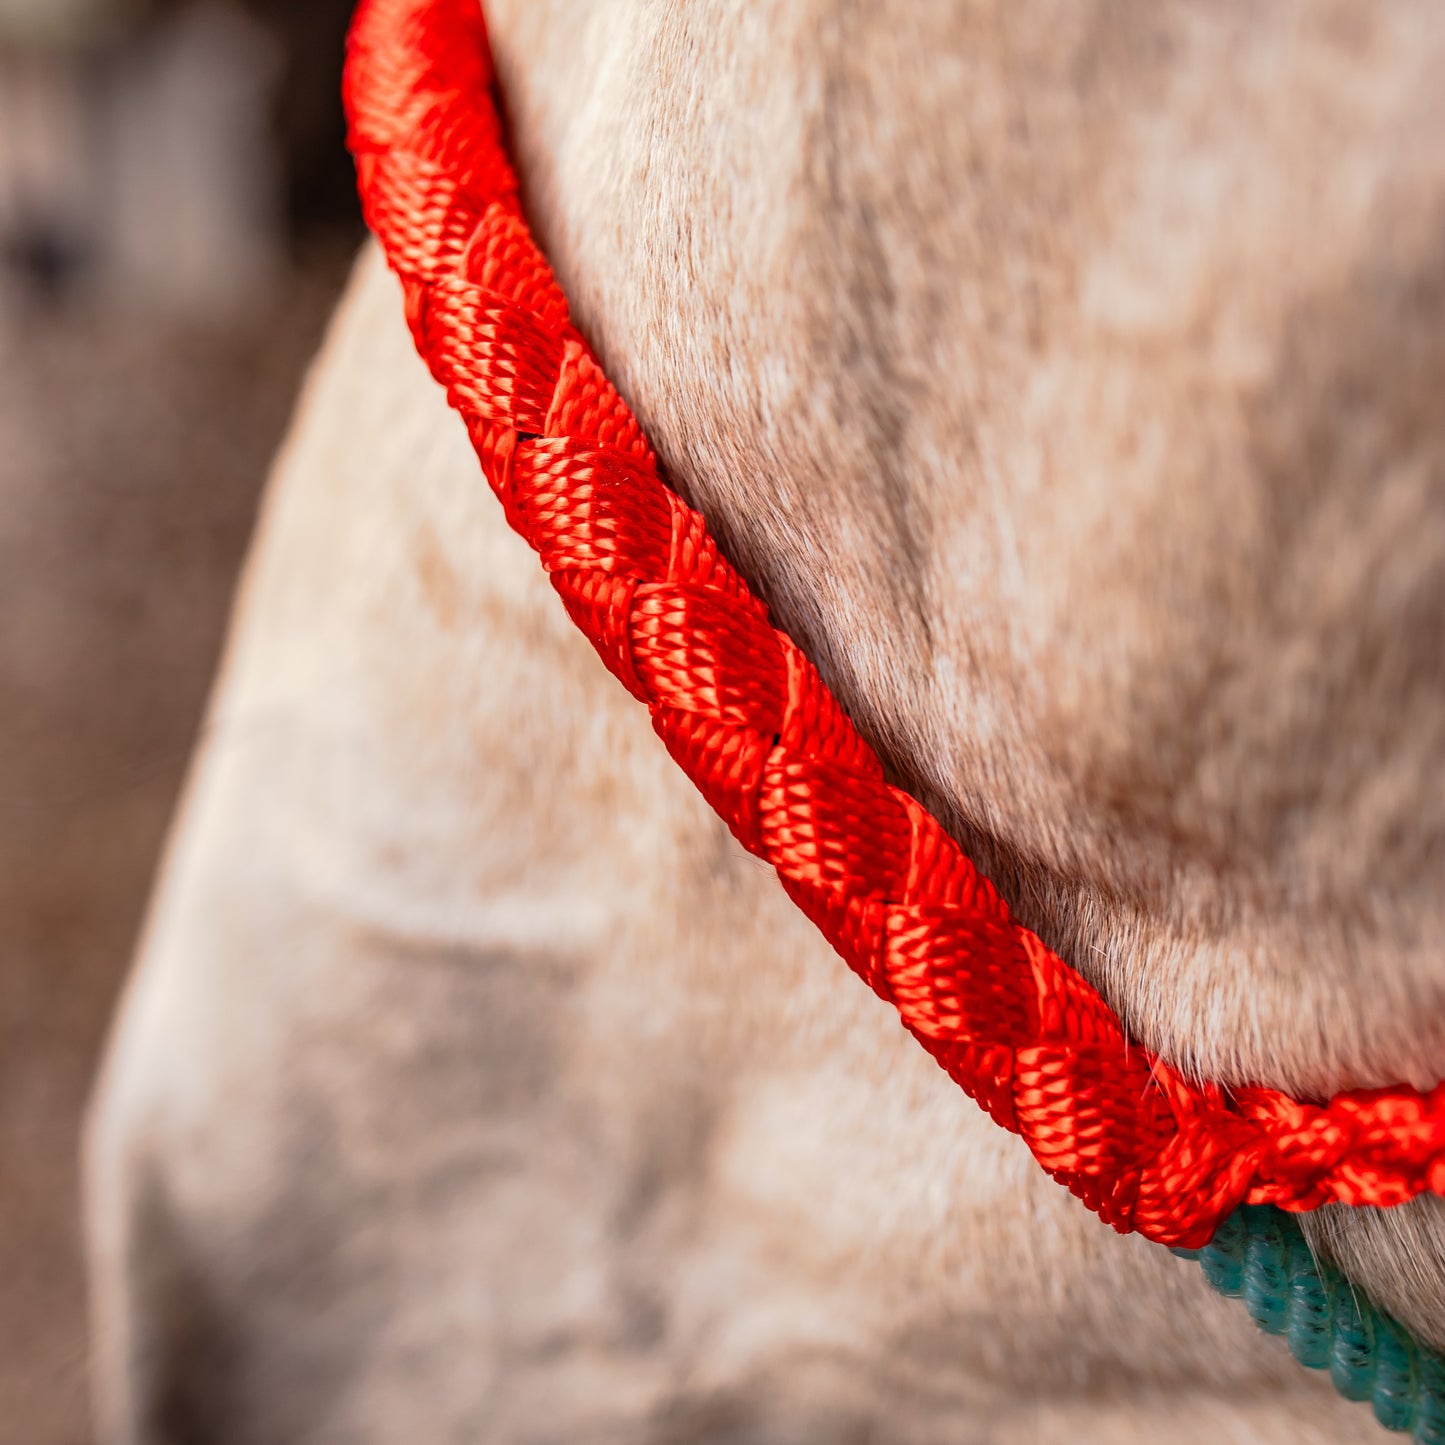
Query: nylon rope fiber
343,0,1445,1255
1173,1208,1445,1440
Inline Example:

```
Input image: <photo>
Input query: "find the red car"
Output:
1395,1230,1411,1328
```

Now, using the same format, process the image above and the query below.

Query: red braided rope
343,0,1445,1250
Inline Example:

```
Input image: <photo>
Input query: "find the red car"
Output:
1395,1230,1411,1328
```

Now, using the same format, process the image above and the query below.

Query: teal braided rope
1172,1205,1445,1440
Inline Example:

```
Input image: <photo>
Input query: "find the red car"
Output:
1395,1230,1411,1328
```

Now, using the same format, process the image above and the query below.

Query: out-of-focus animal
87,2,1445,1440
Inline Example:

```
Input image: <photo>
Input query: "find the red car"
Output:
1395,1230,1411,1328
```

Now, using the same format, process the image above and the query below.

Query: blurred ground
0,3,358,1438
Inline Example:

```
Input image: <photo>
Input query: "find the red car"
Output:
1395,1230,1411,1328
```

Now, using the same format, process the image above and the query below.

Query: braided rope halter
343,0,1445,1433
344,0,1445,1250
344,0,1445,1430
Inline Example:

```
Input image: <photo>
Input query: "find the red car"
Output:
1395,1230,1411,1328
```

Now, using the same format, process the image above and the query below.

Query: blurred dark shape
3,219,88,298
248,0,361,232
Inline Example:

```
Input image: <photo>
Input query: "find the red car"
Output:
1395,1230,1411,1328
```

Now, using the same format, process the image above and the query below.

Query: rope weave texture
344,0,1445,1251
1176,1207,1445,1441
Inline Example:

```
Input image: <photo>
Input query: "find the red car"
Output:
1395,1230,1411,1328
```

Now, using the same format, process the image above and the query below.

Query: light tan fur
87,2,1445,1440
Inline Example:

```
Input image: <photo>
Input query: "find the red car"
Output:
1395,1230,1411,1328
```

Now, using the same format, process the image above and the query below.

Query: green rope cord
1171,1205,1445,1441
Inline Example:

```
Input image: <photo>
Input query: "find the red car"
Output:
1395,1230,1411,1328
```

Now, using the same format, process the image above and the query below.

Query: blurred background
0,1,361,1437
